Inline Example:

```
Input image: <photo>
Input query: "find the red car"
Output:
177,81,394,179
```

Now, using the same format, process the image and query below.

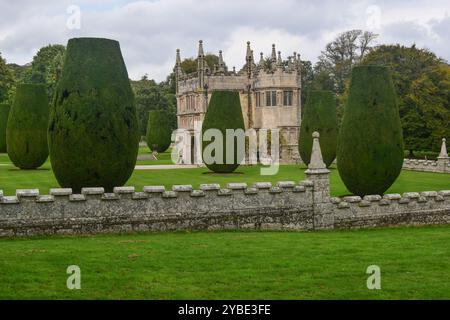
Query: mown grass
0,152,449,300
0,153,448,196
0,226,449,299
136,146,174,165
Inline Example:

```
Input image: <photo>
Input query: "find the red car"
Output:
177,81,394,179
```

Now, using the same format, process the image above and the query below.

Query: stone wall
403,138,449,173
0,182,316,237
403,158,449,173
1,134,449,238
331,192,450,229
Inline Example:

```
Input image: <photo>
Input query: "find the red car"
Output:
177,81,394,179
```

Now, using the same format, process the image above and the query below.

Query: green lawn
0,226,449,299
0,152,448,196
1,152,449,299
136,146,174,165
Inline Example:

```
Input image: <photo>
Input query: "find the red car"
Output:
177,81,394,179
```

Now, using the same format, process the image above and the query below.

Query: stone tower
175,41,302,164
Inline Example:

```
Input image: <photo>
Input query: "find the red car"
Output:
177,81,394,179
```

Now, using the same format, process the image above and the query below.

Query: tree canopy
180,54,219,74
131,75,177,136
4,44,65,104
361,44,449,152
313,30,378,94
24,44,66,101
0,53,14,104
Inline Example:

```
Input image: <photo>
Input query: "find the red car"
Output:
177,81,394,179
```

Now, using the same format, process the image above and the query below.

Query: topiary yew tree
202,90,245,173
48,37,139,192
298,90,337,167
6,84,49,169
146,110,171,152
337,65,404,196
0,103,10,153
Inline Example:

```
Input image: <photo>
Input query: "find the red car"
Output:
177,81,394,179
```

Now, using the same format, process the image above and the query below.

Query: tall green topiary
48,38,139,192
337,65,404,196
0,103,10,153
202,90,245,173
298,90,337,167
6,84,49,169
146,110,171,152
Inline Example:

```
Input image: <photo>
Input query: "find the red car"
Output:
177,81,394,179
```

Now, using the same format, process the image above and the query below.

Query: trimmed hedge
298,90,337,167
6,84,49,169
48,37,139,192
337,65,404,196
0,103,10,153
202,90,245,173
146,110,171,152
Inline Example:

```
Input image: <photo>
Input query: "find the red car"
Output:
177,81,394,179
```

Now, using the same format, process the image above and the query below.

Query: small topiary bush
48,37,139,192
337,65,404,196
0,103,10,153
201,90,245,173
146,110,172,153
298,90,337,167
6,84,49,169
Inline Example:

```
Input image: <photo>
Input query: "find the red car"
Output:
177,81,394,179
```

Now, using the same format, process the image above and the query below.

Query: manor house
175,40,302,164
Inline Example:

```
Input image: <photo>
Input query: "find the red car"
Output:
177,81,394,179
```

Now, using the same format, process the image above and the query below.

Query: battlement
0,181,315,204
1,182,449,237
175,41,301,96
0,179,316,237
330,191,450,229
331,191,450,209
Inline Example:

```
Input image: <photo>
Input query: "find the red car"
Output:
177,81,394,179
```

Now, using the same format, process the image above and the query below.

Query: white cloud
0,0,449,81
219,27,322,69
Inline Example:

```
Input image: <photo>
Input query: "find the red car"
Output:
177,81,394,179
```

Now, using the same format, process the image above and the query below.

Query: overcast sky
0,0,449,81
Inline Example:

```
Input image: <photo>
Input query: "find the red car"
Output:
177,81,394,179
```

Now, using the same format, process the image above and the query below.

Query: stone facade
403,138,450,173
1,133,449,238
175,41,302,164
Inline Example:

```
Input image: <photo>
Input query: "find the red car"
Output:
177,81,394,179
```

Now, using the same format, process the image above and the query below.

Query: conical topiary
6,84,49,169
337,65,404,196
146,110,172,153
48,37,139,192
298,90,337,167
0,103,10,153
201,90,245,173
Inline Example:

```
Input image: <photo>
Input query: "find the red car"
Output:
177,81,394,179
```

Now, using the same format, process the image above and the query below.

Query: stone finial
218,50,225,71
176,49,181,65
277,51,283,67
305,132,330,174
438,138,448,159
258,52,264,69
198,40,204,57
245,41,253,66
271,44,277,61
246,41,252,59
